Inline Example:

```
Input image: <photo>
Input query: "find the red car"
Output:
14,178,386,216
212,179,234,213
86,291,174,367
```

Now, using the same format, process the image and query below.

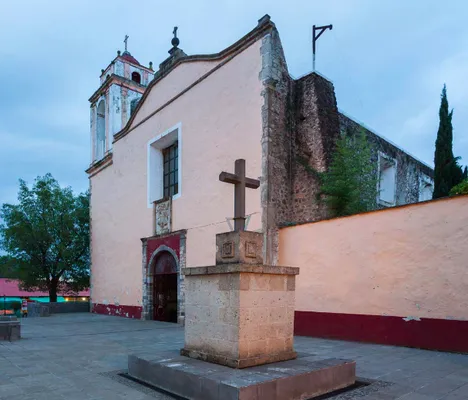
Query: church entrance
153,251,178,323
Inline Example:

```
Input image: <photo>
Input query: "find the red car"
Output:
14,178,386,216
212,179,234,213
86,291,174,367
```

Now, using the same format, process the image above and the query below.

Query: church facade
87,15,433,323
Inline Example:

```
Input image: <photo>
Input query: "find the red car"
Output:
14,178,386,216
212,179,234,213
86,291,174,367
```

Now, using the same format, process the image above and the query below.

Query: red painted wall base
295,310,468,353
92,303,142,319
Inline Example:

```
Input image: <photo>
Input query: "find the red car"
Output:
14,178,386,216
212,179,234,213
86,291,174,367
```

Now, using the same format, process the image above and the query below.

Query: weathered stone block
216,231,263,265
181,264,298,368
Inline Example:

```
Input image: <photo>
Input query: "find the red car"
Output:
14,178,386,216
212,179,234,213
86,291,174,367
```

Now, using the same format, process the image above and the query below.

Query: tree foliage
433,85,465,198
321,129,378,217
0,174,89,302
449,180,468,196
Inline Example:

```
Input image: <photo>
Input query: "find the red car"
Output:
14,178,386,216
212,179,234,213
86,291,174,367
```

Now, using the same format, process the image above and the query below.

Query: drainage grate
119,373,186,399
313,378,393,399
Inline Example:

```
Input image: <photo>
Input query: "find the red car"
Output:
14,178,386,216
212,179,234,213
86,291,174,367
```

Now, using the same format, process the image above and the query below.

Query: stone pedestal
181,264,298,368
181,231,298,368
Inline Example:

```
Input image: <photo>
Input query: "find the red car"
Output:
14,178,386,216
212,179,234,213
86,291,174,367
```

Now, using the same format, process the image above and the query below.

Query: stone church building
87,15,433,323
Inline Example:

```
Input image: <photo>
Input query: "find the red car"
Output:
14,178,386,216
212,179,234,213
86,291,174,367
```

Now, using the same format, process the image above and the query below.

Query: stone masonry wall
339,113,434,206
260,28,341,263
260,28,294,265
290,73,340,224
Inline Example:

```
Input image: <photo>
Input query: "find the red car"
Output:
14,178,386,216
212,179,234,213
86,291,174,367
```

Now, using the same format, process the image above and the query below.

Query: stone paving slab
0,313,467,399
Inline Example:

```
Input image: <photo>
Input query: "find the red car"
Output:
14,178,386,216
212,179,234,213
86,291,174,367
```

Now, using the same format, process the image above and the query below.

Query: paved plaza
0,313,467,399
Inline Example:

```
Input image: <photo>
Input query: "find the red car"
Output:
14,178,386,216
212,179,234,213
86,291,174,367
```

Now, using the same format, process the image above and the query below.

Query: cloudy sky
1,0,467,206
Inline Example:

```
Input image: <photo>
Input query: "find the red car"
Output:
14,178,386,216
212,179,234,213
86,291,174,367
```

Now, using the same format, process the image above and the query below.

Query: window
132,72,141,84
163,143,178,197
419,175,434,201
147,124,181,207
95,100,106,160
378,153,397,205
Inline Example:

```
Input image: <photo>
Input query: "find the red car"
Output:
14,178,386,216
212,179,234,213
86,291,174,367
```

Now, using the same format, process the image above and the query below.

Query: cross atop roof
124,35,129,52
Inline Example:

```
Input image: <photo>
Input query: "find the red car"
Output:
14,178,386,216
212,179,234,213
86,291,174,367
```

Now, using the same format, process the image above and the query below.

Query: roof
0,278,89,297
119,51,140,66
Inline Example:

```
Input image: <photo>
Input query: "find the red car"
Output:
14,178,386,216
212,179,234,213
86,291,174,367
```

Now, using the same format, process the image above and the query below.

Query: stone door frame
141,231,186,324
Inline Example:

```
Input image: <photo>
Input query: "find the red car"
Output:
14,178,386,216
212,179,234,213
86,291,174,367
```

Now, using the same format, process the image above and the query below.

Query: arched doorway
153,251,178,323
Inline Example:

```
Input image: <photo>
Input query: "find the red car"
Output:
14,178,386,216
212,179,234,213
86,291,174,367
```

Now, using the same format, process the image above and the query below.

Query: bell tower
89,36,154,163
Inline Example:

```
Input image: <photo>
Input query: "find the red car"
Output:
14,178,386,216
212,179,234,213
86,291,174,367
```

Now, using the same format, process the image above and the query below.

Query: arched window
96,100,106,160
131,71,141,84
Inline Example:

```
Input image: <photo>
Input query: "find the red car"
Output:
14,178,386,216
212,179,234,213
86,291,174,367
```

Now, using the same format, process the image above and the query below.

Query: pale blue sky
1,0,467,205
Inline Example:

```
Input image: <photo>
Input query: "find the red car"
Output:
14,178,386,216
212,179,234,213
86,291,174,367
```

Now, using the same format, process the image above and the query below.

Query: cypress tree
433,85,464,198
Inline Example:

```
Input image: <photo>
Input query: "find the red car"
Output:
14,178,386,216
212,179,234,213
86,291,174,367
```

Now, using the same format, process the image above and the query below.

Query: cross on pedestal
219,159,260,231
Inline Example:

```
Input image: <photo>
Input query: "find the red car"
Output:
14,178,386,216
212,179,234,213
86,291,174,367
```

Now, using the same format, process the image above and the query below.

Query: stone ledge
128,350,356,400
182,264,299,276
180,348,297,369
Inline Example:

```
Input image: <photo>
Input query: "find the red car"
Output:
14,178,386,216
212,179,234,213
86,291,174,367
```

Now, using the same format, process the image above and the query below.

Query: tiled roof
0,278,89,297
120,51,140,66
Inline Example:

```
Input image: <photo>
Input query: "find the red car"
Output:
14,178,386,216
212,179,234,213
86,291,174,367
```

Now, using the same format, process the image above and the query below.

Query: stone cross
219,159,260,231
124,35,129,52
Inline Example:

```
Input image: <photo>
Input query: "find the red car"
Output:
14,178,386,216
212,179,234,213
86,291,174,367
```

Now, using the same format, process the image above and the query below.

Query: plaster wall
131,59,223,127
279,195,468,321
114,60,124,77
90,40,264,307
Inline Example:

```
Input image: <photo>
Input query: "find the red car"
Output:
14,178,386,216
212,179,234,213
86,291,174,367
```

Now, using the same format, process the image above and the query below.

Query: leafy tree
449,180,468,196
321,129,378,217
433,85,465,198
0,174,89,302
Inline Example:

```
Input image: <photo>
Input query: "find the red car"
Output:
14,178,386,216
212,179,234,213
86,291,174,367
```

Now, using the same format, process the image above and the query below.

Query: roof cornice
86,153,113,177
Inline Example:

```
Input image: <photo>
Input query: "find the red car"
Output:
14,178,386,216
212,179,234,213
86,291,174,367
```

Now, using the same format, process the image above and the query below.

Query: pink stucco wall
279,196,468,321
90,40,264,307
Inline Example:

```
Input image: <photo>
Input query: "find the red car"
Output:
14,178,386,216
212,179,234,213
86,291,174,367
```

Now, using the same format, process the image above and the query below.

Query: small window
419,175,434,201
378,154,397,205
163,142,178,197
131,72,141,84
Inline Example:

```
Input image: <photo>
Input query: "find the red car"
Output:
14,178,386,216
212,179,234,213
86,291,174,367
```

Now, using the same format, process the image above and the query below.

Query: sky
1,0,467,206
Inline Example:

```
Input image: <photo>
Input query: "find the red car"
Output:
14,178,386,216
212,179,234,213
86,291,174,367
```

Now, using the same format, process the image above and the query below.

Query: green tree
449,179,468,196
433,85,465,198
321,129,378,217
0,174,89,302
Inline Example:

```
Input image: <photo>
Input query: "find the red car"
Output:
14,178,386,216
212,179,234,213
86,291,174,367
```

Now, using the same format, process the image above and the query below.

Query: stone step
128,350,355,400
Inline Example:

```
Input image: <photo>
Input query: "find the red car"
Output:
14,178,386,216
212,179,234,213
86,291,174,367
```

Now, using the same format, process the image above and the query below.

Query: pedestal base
180,347,297,369
128,350,356,400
